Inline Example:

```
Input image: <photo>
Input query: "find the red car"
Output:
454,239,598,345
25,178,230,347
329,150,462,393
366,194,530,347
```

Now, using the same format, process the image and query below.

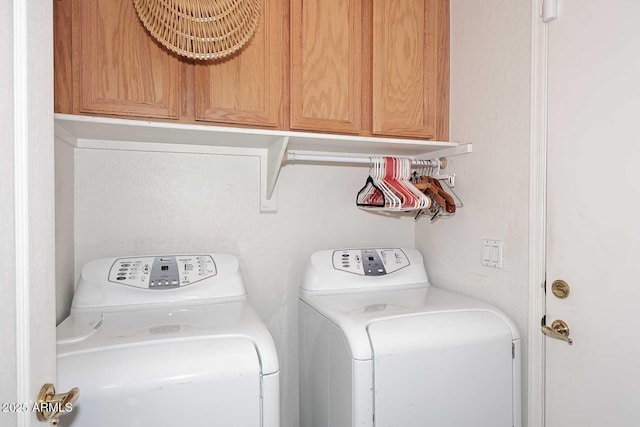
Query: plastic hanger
382,157,414,209
393,157,421,210
356,176,386,208
376,157,402,210
357,156,460,215
363,157,400,210
401,158,430,210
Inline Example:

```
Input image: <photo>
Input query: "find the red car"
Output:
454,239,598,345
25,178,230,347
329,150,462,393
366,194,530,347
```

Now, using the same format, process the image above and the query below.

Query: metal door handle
541,316,573,345
36,384,80,426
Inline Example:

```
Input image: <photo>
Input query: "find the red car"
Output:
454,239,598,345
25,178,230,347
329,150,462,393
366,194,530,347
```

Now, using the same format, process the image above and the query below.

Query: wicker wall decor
133,0,262,60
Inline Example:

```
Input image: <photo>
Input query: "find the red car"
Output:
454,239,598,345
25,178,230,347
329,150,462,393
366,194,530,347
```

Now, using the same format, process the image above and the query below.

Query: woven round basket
133,0,262,60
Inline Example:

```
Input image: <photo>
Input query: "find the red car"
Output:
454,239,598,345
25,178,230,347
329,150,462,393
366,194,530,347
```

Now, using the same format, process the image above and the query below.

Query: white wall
55,138,75,324
70,149,414,427
415,0,531,424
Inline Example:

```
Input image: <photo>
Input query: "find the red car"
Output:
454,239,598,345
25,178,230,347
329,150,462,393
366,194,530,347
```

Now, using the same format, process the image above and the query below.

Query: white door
545,1,640,426
0,1,59,426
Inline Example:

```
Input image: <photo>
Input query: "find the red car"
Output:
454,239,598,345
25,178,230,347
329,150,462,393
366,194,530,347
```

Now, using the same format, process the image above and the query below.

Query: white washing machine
57,254,279,427
299,248,521,427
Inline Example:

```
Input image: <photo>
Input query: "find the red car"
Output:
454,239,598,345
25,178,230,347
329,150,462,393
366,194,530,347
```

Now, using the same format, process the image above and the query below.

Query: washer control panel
108,255,217,289
332,248,410,276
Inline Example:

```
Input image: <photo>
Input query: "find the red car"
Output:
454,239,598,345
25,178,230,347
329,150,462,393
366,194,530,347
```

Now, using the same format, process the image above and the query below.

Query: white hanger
402,158,431,210
374,157,401,210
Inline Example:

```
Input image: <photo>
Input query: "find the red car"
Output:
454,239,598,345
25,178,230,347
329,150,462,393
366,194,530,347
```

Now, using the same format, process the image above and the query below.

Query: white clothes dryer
57,254,279,427
299,248,521,427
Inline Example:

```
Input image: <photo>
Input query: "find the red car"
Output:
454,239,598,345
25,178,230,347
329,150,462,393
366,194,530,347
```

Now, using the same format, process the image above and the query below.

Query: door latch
541,315,573,345
35,383,79,426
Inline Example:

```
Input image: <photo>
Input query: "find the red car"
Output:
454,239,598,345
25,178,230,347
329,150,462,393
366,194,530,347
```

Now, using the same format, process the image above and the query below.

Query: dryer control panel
108,255,217,289
332,248,410,276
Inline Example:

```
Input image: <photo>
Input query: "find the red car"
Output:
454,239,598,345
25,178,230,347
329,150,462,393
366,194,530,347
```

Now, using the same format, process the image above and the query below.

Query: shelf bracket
259,136,290,213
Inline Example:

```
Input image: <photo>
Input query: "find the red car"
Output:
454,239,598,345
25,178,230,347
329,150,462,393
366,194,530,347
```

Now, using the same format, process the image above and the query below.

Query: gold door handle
541,316,573,345
36,383,80,426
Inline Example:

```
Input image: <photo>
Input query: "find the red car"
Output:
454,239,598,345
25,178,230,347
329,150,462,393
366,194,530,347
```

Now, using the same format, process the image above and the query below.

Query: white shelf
54,114,472,212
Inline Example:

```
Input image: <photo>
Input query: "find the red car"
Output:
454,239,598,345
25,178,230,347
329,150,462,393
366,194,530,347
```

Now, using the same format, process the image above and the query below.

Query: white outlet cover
481,239,503,269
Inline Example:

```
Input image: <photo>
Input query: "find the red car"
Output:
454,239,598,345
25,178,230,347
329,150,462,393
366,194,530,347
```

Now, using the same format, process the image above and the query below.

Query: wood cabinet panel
435,0,450,141
54,0,73,114
291,0,362,133
77,0,180,119
194,0,284,128
373,0,448,139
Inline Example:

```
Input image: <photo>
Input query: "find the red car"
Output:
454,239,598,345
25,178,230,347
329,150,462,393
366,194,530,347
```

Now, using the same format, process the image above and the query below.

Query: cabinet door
54,0,73,114
194,0,284,128
291,0,363,134
76,0,181,119
373,0,449,139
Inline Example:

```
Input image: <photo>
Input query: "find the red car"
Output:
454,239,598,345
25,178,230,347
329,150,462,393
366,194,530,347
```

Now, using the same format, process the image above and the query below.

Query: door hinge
512,343,515,359
541,0,558,23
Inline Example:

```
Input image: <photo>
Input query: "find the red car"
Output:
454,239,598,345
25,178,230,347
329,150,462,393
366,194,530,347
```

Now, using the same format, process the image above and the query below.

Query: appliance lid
56,312,104,345
72,254,246,310
300,286,520,360
57,299,279,375
302,248,429,293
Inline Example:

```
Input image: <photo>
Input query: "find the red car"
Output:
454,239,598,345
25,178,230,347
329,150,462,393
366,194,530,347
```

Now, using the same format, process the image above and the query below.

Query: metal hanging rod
285,152,448,169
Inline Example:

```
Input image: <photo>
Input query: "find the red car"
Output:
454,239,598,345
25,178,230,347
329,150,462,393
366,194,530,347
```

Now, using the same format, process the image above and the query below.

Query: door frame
14,0,33,420
528,0,550,426
2,1,56,426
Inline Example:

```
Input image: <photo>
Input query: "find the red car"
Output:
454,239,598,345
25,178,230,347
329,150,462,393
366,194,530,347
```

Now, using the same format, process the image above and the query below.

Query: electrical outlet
481,240,503,269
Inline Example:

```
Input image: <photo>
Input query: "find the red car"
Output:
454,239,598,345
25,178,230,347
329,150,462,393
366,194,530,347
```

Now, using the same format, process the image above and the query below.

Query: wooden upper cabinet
194,0,285,128
372,0,449,139
291,0,449,139
291,0,363,134
53,0,449,138
74,0,181,119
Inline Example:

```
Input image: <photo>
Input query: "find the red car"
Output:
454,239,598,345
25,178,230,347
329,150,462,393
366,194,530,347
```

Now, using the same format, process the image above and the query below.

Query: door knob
35,383,79,426
541,316,573,345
